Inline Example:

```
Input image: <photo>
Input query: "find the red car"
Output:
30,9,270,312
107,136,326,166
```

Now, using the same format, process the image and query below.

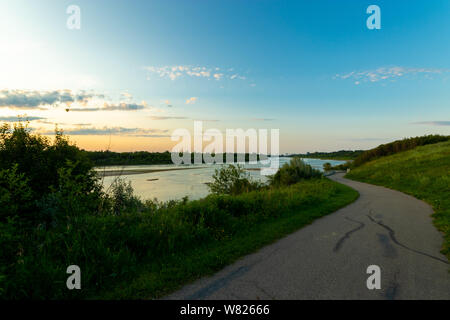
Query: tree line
85,150,268,166
288,150,364,160
352,135,450,167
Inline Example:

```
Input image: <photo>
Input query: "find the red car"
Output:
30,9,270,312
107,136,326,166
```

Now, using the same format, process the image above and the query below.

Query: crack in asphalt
185,265,251,300
384,270,400,300
243,280,276,300
366,215,449,265
376,233,398,258
333,217,365,252
184,244,282,299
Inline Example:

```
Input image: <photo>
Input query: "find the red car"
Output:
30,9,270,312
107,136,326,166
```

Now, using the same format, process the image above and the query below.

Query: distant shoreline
96,166,206,177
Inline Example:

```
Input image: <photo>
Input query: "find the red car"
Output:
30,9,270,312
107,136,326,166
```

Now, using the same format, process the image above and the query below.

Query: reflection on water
98,158,346,202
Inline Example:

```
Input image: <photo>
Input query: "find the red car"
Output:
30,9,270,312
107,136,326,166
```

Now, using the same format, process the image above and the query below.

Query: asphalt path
166,173,449,300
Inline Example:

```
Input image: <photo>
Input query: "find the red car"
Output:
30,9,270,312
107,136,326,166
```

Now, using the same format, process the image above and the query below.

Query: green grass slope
346,140,450,260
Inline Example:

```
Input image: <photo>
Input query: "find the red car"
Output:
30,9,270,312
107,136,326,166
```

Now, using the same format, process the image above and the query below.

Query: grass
94,178,358,299
346,140,450,261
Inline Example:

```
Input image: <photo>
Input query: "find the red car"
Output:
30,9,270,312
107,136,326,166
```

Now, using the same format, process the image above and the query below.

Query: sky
0,0,449,153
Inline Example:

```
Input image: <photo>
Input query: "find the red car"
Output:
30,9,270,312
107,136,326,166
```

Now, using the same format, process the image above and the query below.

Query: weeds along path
166,173,449,299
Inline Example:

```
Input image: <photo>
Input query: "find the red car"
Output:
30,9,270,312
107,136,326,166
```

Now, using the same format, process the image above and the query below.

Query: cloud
341,138,391,142
412,121,450,126
194,119,220,122
160,99,173,107
144,65,246,82
120,91,133,100
149,116,188,120
231,74,246,80
185,97,198,105
37,120,92,126
40,126,170,137
0,116,45,122
0,89,150,113
0,89,103,109
66,102,149,112
334,66,450,84
251,118,275,121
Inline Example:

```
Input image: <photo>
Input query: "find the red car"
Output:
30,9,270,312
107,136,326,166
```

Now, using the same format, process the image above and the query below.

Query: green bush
208,164,262,195
331,161,351,171
106,178,144,215
269,157,322,187
0,122,97,226
0,164,33,223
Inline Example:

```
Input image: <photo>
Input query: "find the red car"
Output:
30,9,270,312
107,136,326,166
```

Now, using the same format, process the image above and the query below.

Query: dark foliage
288,150,364,160
86,150,268,166
269,157,322,187
208,164,263,195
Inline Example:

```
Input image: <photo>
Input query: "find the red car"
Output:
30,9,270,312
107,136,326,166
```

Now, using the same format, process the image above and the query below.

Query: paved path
166,173,449,300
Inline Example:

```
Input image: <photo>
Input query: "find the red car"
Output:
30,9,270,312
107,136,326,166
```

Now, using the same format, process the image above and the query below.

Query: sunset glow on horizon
1,0,449,153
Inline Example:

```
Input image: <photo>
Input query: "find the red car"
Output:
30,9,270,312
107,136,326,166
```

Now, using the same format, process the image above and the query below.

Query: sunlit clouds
0,89,104,109
143,65,246,82
334,66,450,84
185,97,198,105
37,126,171,137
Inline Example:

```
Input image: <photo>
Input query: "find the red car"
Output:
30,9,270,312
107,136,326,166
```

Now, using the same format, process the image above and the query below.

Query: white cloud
120,91,133,100
185,97,198,105
38,126,170,137
149,116,188,120
334,66,450,84
0,115,45,122
144,65,246,82
0,89,104,109
412,121,450,126
68,101,149,112
0,89,151,113
160,99,173,107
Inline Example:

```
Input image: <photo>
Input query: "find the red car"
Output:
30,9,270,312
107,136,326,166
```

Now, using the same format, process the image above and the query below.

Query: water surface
98,158,346,202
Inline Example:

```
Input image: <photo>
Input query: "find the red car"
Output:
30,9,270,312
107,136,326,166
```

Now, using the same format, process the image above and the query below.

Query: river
97,158,346,202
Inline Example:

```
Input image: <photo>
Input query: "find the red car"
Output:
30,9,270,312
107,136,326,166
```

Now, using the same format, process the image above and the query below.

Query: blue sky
0,0,449,152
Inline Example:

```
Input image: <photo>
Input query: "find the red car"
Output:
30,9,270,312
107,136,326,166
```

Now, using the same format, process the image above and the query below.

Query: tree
208,164,261,195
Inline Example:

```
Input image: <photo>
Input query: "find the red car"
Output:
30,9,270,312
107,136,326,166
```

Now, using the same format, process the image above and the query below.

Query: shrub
0,122,97,226
0,164,33,223
331,161,351,171
208,164,262,195
108,178,144,215
269,157,322,187
323,162,332,171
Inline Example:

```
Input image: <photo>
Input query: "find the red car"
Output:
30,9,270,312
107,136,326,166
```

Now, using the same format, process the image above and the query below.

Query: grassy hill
346,140,450,261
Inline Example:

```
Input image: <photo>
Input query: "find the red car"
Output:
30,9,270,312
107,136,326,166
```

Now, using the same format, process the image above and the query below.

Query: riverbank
97,158,347,202
96,166,206,177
